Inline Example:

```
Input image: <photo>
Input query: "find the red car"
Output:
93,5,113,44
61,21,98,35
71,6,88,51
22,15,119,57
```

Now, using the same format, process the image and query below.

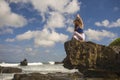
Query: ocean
0,62,119,80
0,61,78,80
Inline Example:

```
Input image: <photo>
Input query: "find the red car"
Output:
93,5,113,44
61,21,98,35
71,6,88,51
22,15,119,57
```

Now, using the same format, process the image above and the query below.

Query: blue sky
0,0,120,62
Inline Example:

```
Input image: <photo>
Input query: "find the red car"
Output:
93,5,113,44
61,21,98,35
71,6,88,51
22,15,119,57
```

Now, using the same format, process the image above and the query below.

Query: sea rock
55,62,63,64
0,66,22,73
20,58,28,66
12,72,82,80
63,40,120,74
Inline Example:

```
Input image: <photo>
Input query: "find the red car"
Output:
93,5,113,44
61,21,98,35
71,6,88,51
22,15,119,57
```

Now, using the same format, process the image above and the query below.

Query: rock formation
12,72,82,80
0,66,22,73
20,58,28,66
63,40,120,75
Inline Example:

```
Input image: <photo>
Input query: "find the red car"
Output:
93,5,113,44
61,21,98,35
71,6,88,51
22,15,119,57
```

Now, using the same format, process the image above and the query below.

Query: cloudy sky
0,0,120,62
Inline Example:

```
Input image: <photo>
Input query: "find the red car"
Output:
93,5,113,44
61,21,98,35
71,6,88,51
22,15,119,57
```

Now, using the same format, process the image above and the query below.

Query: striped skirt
73,31,85,41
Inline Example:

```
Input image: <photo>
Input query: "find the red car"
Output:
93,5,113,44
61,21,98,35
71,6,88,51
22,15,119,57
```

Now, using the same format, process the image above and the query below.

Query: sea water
0,62,119,80
0,62,78,80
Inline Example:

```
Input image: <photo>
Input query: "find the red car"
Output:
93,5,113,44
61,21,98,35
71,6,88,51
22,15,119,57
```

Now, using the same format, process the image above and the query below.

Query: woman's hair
73,14,84,29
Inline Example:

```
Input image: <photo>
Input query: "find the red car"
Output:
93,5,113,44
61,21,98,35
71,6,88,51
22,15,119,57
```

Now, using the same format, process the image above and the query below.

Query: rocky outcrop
20,58,28,66
63,40,120,75
55,62,63,64
0,66,22,73
12,72,82,80
110,46,120,54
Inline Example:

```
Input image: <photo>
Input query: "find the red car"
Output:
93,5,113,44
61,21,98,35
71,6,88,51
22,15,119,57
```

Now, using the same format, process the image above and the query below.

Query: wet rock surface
12,72,82,80
0,66,22,73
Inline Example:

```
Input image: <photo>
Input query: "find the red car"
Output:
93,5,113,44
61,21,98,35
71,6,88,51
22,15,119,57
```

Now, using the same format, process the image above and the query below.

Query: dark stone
12,72,82,80
13,74,28,80
63,40,120,77
0,66,22,73
55,62,63,64
83,69,119,78
20,58,28,66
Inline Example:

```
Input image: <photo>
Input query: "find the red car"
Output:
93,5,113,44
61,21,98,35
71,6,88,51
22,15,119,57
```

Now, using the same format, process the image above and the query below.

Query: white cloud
6,0,81,30
15,29,68,47
5,38,15,42
67,27,74,33
16,30,34,41
95,20,109,27
64,0,80,14
0,0,27,28
45,12,65,29
8,0,80,24
29,0,80,30
30,0,80,14
34,29,69,47
9,0,80,14
6,0,80,47
0,0,27,34
85,29,117,41
28,18,38,23
95,18,120,28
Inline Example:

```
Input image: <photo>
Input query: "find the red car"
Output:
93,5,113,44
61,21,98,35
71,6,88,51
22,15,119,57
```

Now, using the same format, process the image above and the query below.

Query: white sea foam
48,61,55,65
21,64,78,74
28,62,43,66
0,62,43,67
0,62,19,67
0,73,14,80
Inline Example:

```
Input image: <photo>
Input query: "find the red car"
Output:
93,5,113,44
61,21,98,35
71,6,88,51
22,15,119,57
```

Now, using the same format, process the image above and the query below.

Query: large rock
63,40,120,74
12,72,82,80
20,58,28,66
0,66,22,73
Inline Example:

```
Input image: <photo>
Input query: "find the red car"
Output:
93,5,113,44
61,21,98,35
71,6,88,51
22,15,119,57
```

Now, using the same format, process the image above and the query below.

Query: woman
73,14,85,41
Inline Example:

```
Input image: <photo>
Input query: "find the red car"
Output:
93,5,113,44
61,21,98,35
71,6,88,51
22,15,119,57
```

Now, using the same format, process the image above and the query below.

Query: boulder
20,58,28,66
55,62,63,64
0,66,22,73
63,40,120,75
12,72,82,80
